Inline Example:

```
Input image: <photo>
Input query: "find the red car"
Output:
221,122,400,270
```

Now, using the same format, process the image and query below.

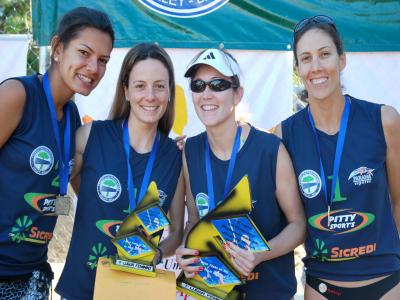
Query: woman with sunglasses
55,43,184,300
275,15,400,299
176,48,306,299
0,7,114,299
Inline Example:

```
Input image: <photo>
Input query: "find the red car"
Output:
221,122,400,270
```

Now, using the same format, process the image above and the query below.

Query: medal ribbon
205,126,242,211
42,72,71,196
123,119,159,212
307,97,350,225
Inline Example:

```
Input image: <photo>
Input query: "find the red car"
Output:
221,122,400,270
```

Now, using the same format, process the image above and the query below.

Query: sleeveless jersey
0,75,81,277
282,96,400,280
55,120,182,300
185,126,296,300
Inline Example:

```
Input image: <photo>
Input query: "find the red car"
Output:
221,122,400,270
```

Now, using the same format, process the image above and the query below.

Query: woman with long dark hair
0,7,114,299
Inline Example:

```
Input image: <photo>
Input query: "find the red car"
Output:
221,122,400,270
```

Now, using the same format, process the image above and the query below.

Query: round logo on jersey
298,170,321,199
30,146,54,175
158,189,167,207
97,174,121,203
318,283,327,293
196,193,209,218
138,0,228,18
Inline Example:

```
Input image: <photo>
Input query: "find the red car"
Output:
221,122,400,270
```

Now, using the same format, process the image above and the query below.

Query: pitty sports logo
196,193,209,218
138,0,228,18
348,166,374,186
24,193,56,213
96,219,122,238
30,146,54,175
298,170,322,198
309,208,375,234
97,174,121,203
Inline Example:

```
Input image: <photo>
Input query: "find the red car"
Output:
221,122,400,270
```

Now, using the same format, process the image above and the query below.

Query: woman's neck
206,118,245,161
309,92,346,135
127,115,157,154
47,68,75,120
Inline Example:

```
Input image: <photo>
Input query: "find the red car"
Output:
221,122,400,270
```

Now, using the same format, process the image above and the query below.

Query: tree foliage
0,0,31,34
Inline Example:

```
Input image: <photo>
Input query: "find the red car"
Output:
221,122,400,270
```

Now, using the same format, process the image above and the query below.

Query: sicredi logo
97,174,122,203
30,146,54,175
138,0,229,18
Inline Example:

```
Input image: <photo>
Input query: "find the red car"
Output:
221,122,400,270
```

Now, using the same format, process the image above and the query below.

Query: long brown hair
108,43,176,135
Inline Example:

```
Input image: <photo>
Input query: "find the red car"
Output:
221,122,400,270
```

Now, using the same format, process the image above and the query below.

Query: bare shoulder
76,122,93,154
0,79,27,147
272,123,283,139
0,79,26,109
381,105,400,128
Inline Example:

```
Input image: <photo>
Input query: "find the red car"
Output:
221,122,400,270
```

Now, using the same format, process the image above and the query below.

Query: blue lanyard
42,72,71,196
307,97,350,218
123,119,159,212
205,126,242,211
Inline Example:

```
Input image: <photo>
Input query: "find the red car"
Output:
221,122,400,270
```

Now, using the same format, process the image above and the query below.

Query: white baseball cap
184,48,240,78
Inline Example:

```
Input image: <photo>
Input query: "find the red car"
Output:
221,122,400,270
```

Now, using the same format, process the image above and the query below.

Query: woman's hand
224,242,265,276
175,245,201,278
174,135,187,151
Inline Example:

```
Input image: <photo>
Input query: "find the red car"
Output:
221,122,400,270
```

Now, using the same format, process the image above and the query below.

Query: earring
54,57,59,63
125,97,129,102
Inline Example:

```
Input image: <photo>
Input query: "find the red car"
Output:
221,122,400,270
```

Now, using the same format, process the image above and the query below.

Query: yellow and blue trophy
177,176,271,300
110,181,169,277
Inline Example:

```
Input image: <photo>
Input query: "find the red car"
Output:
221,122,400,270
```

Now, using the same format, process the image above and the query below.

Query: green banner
32,0,400,51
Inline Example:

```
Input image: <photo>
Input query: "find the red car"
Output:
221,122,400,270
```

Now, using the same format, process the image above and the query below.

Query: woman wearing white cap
176,48,306,299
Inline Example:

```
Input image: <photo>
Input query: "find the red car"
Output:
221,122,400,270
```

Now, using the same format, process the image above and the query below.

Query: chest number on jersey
51,161,59,188
328,175,347,202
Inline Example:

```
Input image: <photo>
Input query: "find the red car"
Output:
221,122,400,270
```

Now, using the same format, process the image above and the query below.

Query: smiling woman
55,43,185,300
0,6,114,300
275,15,400,300
176,48,306,299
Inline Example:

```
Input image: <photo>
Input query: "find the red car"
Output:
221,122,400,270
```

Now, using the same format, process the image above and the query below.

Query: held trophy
177,176,271,300
110,181,169,277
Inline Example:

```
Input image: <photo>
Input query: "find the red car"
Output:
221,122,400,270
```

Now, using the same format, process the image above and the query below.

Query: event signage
138,0,229,18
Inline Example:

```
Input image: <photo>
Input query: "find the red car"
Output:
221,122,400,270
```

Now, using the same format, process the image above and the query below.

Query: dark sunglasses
190,79,238,93
294,15,337,34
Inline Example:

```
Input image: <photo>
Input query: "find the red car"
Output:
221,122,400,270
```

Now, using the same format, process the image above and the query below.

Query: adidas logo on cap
202,52,216,60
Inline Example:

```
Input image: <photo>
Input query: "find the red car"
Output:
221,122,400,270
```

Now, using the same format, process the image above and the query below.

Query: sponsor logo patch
311,238,377,261
138,0,228,18
30,146,54,175
298,169,321,198
9,216,52,244
309,209,375,234
97,174,121,203
96,220,122,238
348,166,374,186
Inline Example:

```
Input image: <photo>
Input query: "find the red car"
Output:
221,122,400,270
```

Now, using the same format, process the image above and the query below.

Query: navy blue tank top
0,75,81,277
55,120,182,300
282,96,400,280
185,125,296,300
